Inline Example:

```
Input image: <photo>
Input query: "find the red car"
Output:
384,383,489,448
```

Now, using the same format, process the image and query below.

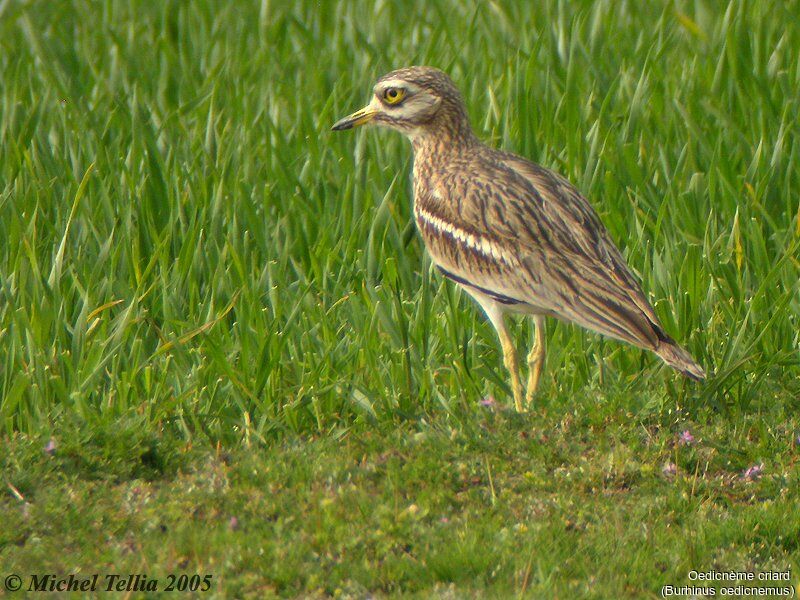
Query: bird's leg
525,315,546,407
495,321,524,413
480,302,524,412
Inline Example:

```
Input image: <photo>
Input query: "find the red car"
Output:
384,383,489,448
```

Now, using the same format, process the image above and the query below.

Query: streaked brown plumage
333,66,705,411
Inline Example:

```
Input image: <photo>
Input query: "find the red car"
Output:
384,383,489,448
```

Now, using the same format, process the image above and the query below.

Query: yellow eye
383,87,405,105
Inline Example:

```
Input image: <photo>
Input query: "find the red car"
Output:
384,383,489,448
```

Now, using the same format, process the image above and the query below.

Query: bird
332,66,705,412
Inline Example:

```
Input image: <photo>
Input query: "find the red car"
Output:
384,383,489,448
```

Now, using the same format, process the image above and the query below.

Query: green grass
1,0,799,597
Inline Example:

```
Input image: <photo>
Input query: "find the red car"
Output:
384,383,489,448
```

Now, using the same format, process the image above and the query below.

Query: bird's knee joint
527,346,544,365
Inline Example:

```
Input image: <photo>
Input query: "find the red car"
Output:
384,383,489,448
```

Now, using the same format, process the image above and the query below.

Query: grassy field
1,0,799,597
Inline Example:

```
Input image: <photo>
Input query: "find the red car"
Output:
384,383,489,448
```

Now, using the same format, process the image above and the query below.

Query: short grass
1,0,799,597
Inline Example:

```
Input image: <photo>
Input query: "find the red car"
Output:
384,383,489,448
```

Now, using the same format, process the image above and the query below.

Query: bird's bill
331,105,378,131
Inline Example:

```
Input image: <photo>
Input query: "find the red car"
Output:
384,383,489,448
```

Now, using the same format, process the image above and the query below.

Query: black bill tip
331,119,353,131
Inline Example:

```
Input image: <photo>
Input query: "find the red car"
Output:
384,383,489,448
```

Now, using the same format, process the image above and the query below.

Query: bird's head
332,66,473,143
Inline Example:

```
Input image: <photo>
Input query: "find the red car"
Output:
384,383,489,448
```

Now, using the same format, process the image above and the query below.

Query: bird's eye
383,87,406,105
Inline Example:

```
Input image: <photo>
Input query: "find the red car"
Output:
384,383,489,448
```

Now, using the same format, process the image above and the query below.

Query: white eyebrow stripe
414,204,514,264
377,78,407,89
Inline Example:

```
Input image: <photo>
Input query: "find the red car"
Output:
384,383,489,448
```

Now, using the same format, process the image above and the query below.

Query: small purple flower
662,461,677,477
479,395,496,408
228,516,239,531
43,438,56,455
742,463,764,481
678,430,695,446
794,433,800,447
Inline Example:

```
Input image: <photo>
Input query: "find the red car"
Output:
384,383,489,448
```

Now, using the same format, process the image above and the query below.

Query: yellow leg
525,315,546,408
470,297,525,412
496,320,524,413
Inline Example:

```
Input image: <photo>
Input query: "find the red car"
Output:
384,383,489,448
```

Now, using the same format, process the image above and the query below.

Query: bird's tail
656,340,706,381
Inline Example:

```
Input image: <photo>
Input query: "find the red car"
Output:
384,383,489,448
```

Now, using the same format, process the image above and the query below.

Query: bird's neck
410,117,478,166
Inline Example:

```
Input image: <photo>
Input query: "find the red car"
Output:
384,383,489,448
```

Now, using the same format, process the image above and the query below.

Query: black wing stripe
436,266,525,306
